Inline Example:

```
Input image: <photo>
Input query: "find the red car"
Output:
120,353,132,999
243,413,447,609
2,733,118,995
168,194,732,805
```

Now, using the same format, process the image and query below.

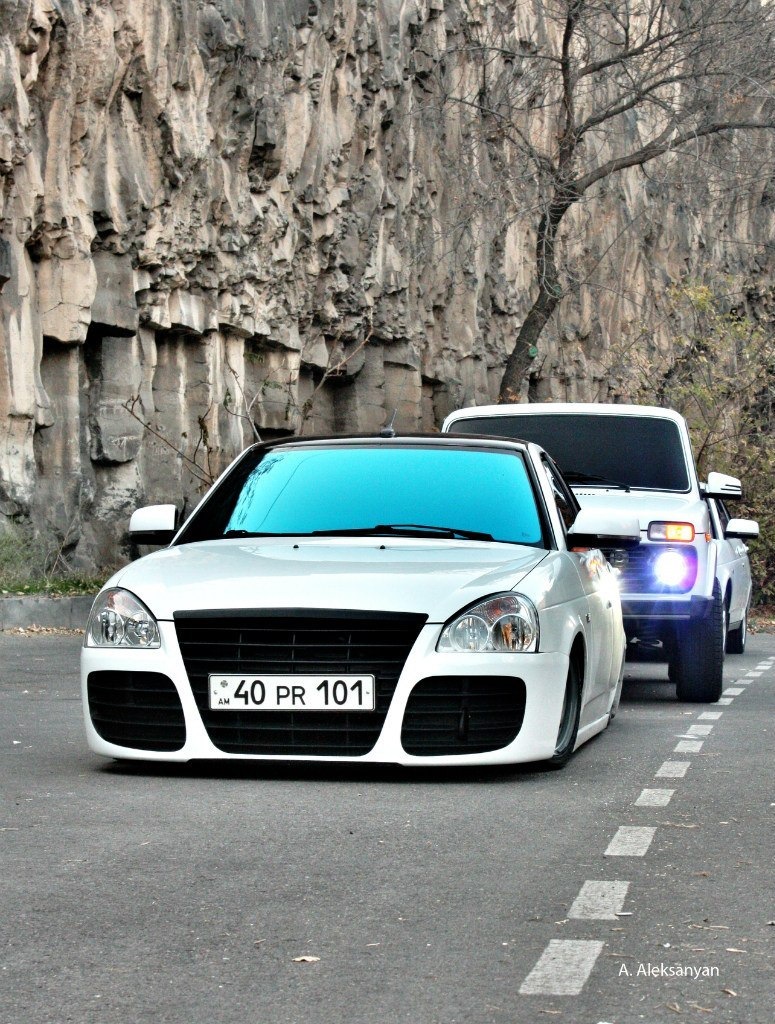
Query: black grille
87,671,186,752
603,544,698,594
174,610,427,755
401,676,526,756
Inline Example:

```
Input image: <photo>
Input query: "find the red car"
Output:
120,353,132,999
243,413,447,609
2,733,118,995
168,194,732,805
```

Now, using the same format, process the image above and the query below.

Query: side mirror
567,509,641,549
129,504,178,546
705,471,742,499
725,518,759,541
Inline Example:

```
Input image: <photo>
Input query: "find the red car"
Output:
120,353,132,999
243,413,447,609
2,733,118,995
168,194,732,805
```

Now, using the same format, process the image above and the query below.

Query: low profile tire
545,656,582,769
673,581,725,703
726,606,747,654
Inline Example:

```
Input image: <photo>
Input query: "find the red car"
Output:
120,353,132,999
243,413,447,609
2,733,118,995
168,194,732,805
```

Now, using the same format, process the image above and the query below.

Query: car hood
571,489,709,531
111,537,549,622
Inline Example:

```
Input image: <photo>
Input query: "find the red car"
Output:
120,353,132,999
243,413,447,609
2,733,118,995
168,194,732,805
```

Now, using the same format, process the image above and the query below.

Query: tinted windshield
177,444,545,546
449,414,691,491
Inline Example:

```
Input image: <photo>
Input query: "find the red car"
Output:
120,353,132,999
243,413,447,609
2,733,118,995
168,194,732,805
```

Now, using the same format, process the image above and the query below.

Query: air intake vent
401,676,526,756
87,671,186,752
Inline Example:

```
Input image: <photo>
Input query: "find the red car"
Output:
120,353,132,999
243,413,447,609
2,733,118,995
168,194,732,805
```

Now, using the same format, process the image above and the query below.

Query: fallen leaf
538,1011,561,1016
666,1004,681,1014
687,1003,713,1013
725,948,746,953
722,988,737,997
615,912,633,917
693,871,711,877
292,955,320,963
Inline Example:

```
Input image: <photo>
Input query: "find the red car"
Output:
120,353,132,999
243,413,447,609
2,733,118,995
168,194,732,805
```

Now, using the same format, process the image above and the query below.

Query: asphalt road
2,630,773,1024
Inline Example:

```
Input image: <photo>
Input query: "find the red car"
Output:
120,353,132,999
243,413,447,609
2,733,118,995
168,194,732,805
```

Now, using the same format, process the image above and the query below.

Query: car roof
444,402,687,425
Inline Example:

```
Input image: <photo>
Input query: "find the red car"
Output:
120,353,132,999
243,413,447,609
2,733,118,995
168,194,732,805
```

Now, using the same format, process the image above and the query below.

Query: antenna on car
379,409,398,438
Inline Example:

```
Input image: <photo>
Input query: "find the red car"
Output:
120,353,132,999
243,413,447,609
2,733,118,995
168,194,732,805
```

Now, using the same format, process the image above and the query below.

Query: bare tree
432,0,775,400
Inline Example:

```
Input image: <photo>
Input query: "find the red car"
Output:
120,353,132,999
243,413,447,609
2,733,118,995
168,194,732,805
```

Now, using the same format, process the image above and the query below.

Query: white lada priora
81,435,639,768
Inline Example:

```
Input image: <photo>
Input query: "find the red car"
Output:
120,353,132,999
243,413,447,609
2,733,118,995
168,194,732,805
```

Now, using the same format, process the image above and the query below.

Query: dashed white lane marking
686,723,713,736
723,687,744,696
569,880,630,920
519,939,605,995
635,788,674,807
656,760,690,778
746,671,763,677
605,826,656,857
717,697,734,705
698,711,722,720
675,739,703,753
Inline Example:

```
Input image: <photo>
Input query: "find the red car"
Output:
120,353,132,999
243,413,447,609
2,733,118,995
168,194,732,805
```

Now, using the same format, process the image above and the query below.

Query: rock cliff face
1,0,773,567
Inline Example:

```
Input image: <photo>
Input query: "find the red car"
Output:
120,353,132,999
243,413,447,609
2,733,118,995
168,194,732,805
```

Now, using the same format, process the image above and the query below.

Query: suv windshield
177,444,545,546
449,414,691,492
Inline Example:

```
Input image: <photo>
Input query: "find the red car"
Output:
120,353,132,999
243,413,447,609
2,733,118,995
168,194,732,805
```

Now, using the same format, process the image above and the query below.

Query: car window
716,499,731,532
178,445,546,547
448,413,691,491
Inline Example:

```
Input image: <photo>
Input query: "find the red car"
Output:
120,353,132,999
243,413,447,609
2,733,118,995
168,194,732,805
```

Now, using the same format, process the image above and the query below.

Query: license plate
208,674,376,711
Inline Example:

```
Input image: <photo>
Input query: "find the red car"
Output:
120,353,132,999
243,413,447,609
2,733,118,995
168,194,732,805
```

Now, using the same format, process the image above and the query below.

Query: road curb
0,594,94,631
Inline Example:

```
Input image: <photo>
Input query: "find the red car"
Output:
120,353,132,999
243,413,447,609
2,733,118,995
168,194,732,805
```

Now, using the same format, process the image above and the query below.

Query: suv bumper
622,594,714,625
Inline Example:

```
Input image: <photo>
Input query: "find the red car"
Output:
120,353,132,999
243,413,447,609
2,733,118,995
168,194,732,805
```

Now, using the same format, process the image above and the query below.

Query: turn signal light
648,522,695,542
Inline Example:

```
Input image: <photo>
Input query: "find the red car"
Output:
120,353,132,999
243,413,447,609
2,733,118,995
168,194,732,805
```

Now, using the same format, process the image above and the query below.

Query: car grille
174,610,428,756
604,544,698,594
401,676,526,756
86,671,186,752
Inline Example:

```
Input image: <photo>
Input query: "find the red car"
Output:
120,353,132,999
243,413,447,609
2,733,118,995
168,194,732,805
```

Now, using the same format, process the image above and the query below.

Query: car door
709,498,751,627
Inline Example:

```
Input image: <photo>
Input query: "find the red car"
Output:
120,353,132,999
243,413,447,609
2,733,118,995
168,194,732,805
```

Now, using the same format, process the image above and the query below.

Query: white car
81,435,638,768
442,403,759,701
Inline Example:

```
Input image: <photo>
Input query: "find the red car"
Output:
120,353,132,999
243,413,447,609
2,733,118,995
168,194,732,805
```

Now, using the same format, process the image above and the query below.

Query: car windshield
178,444,545,546
449,413,691,492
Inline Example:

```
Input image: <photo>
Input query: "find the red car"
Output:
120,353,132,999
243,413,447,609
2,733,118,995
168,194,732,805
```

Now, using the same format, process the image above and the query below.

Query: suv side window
542,455,579,533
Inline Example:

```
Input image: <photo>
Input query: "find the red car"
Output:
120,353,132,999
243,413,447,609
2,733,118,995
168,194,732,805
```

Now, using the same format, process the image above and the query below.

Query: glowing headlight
85,589,161,648
653,550,693,588
437,594,539,653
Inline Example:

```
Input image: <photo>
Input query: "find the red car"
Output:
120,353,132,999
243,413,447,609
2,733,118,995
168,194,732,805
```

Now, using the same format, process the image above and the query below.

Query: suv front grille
604,544,698,594
175,610,427,755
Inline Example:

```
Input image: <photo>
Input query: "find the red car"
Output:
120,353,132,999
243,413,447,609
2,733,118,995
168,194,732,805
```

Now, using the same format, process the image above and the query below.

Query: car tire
545,656,582,768
673,581,724,703
726,606,747,654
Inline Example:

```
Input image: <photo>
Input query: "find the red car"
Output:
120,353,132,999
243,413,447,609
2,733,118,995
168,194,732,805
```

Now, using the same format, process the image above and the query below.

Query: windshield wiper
310,523,495,541
563,471,631,492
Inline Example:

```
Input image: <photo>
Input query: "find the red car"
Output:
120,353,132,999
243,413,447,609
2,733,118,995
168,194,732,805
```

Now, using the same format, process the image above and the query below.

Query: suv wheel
673,581,724,702
726,606,747,654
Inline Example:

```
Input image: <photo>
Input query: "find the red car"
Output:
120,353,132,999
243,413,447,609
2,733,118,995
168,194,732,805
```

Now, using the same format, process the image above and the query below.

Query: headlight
437,594,539,653
85,589,161,648
653,549,696,589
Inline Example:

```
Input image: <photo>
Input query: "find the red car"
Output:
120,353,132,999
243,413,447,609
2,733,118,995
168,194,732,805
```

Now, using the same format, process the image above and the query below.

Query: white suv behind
443,403,759,702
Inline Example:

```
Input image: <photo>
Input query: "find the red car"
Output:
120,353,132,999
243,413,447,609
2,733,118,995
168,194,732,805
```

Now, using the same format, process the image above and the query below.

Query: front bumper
81,621,571,766
622,594,715,624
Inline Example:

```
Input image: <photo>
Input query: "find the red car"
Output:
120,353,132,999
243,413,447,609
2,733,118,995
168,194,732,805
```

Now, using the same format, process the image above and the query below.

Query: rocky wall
1,0,773,568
